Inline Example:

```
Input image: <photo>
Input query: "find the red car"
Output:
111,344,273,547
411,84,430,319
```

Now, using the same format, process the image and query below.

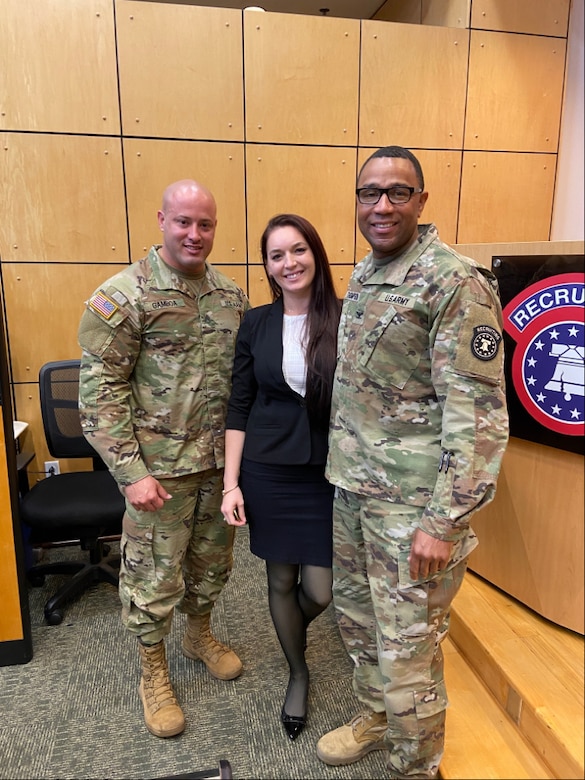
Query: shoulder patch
454,301,503,381
89,291,119,320
471,325,501,361
110,290,128,306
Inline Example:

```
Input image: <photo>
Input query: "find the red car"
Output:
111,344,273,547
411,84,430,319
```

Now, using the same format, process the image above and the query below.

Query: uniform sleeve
78,291,149,487
420,272,509,541
225,311,258,432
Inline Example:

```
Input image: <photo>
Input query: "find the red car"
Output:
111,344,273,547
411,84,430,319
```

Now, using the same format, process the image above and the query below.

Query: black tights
266,561,332,717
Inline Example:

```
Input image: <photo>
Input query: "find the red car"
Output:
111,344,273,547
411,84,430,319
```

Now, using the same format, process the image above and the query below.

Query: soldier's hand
408,528,452,580
125,475,172,512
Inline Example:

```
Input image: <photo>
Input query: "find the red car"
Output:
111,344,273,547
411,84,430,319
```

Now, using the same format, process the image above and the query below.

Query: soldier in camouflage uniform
316,147,509,778
78,180,249,739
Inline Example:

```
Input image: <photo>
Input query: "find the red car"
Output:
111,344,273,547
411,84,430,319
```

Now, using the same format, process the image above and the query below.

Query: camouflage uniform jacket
78,246,249,487
327,223,509,543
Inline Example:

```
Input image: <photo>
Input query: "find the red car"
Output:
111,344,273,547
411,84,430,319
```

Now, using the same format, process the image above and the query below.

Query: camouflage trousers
332,487,472,779
119,468,235,645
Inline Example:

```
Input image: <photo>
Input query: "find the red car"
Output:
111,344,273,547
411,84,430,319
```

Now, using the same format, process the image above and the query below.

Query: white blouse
282,313,307,396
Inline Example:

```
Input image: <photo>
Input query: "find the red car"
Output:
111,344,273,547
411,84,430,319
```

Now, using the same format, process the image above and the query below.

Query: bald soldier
78,180,249,738
317,147,509,778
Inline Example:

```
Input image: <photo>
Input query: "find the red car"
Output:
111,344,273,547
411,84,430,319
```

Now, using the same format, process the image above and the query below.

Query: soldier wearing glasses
317,146,509,779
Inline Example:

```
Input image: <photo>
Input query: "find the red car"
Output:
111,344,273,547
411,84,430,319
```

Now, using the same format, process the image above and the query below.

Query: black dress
225,300,334,569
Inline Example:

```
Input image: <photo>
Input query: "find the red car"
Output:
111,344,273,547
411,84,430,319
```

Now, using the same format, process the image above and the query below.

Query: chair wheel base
45,609,64,625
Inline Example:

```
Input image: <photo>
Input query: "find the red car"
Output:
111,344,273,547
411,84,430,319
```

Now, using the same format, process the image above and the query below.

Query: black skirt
239,458,333,567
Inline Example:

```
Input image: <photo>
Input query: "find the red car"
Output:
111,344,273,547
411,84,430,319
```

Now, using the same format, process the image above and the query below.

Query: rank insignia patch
471,325,501,361
89,291,118,319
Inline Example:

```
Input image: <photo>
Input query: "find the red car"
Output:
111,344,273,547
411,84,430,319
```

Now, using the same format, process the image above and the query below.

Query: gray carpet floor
0,526,388,779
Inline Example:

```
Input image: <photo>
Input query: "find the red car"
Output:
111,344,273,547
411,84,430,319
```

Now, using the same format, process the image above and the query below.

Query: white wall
551,0,584,240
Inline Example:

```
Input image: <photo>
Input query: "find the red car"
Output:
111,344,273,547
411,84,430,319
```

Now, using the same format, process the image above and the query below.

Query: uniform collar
148,245,227,296
357,224,438,286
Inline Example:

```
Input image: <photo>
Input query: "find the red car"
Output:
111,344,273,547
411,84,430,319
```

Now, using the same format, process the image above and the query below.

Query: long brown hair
260,214,341,425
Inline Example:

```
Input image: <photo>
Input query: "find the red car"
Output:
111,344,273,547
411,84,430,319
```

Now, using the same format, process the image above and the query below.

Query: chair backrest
40,360,99,461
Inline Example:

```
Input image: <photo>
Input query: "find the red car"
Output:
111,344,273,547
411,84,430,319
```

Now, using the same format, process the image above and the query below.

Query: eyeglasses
355,186,423,205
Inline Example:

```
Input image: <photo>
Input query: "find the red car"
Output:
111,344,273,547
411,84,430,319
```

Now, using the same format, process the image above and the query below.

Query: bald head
161,179,216,214
157,179,218,276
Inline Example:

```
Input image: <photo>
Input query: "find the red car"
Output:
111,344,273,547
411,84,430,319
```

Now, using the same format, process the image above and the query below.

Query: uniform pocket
121,515,156,580
386,680,448,742
357,304,426,389
414,680,448,720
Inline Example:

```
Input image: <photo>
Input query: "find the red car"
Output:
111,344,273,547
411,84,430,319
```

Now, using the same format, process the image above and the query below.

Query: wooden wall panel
471,0,570,37
373,0,470,27
244,12,360,146
0,134,128,263
245,145,357,267
3,264,128,384
0,0,119,134
248,265,273,309
123,138,246,266
458,151,556,244
14,384,49,485
116,1,244,141
465,31,566,153
373,0,423,23
331,266,355,301
220,265,248,296
355,148,462,260
360,22,468,149
13,385,43,485
421,0,470,28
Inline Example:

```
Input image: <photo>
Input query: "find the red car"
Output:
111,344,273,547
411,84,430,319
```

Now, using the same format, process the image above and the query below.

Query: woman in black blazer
222,214,341,740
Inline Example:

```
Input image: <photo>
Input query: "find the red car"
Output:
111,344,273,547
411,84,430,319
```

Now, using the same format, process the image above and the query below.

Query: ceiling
135,0,386,20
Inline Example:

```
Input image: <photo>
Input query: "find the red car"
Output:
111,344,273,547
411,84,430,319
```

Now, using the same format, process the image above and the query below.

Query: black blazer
225,297,329,465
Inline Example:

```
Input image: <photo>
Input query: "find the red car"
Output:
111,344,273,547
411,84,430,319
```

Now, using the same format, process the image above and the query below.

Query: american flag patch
89,291,118,319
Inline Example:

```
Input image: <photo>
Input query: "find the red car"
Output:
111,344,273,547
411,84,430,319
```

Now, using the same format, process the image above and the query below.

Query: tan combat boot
182,613,242,680
317,709,388,766
138,640,185,738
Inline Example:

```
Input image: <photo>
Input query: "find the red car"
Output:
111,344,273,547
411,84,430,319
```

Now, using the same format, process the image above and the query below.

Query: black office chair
20,359,125,625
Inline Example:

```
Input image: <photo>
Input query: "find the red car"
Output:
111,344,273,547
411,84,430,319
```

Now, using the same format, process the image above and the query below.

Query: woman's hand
221,486,247,526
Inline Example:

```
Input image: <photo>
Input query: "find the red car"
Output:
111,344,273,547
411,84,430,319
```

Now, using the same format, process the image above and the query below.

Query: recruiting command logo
502,273,584,437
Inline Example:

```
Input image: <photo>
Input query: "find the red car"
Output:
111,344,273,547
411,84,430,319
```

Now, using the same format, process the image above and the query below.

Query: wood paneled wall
0,0,571,476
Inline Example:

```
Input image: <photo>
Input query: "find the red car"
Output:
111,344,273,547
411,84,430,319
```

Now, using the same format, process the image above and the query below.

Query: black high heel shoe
281,705,306,741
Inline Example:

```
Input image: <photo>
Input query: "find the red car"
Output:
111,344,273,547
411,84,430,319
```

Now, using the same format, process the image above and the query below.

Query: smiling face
157,181,217,276
264,225,316,304
356,156,428,260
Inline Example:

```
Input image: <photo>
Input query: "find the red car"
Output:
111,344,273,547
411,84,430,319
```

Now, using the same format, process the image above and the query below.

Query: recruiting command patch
502,272,584,437
454,301,503,381
471,325,501,361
